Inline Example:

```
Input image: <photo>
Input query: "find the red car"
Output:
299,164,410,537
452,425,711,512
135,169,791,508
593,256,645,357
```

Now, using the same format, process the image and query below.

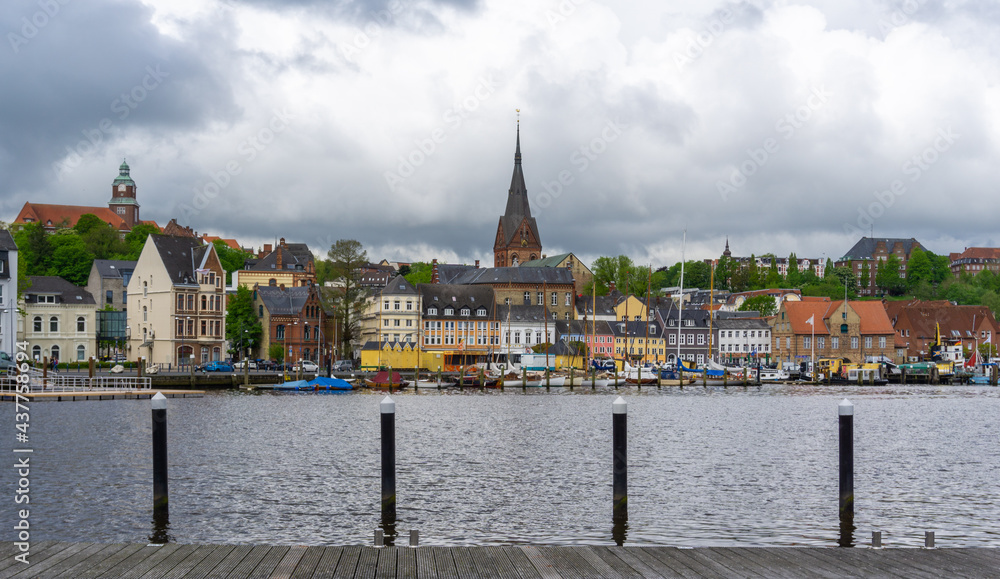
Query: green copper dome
112,158,135,187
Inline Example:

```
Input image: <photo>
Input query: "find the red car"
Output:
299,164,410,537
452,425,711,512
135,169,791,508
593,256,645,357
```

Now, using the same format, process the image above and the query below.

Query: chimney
279,237,286,247
432,259,439,284
609,281,616,293
276,247,283,269
475,259,480,268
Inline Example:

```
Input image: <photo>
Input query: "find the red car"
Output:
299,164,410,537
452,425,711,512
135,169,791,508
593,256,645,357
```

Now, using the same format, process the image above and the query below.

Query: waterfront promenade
3,541,999,578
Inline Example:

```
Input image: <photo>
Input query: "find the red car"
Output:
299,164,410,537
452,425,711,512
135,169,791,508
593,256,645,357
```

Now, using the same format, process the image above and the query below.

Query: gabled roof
949,247,1000,261
447,266,574,286
16,202,129,230
554,320,587,336
609,320,664,337
782,300,834,334
252,243,312,272
840,237,925,260
418,284,494,316
715,318,771,330
495,304,547,323
499,126,541,247
202,235,241,251
521,253,572,268
381,275,417,296
149,235,210,286
847,300,896,335
92,259,137,280
575,294,620,316
0,230,16,251
25,276,96,304
256,285,313,316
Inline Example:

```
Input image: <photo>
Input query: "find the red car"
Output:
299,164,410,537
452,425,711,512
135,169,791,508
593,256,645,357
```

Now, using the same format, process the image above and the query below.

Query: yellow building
235,238,316,290
610,320,667,364
613,295,652,322
360,340,420,370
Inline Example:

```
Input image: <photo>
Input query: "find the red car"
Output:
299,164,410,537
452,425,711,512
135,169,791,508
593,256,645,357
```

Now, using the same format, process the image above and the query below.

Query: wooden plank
5,542,90,579
246,546,290,579
874,550,957,579
726,547,808,579
397,546,417,579
0,540,62,575
353,546,379,579
180,544,237,579
144,544,227,579
918,548,1000,577
538,546,602,579
755,548,845,579
619,547,692,578
374,546,398,579
309,547,344,579
268,545,308,579
110,543,184,579
29,542,116,579
466,547,504,579
586,547,647,579
706,547,779,578
194,544,253,578
568,546,627,579
331,546,362,579
289,546,326,579
642,548,714,579
135,544,200,579
517,546,562,579
493,546,542,579
451,547,478,579
431,546,460,579
414,548,436,579
222,545,273,579
485,546,535,579
72,544,155,579
603,547,665,579
797,548,900,579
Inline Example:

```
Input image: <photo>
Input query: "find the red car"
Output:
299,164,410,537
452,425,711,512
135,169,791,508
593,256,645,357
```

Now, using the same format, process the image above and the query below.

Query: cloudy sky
2,0,998,268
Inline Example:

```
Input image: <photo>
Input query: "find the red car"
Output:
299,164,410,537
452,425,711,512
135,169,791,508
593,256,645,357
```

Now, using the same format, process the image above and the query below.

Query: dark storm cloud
0,0,237,198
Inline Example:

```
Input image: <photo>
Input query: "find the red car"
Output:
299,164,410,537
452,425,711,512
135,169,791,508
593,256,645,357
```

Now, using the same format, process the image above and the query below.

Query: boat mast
676,229,686,369
644,266,652,366
543,279,549,371
708,262,715,365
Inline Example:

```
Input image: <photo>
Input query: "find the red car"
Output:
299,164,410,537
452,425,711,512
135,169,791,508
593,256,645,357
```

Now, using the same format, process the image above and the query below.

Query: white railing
0,368,151,393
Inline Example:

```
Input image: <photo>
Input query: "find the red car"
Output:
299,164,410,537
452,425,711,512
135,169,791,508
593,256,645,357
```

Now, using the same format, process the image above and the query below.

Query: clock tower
108,159,140,228
493,123,541,267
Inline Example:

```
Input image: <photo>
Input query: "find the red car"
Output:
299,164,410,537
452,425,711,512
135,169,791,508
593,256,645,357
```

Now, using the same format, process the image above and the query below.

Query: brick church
493,124,542,267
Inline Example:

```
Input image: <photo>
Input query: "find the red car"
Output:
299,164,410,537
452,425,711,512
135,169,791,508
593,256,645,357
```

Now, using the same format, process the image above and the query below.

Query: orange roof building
14,160,159,235
770,298,896,364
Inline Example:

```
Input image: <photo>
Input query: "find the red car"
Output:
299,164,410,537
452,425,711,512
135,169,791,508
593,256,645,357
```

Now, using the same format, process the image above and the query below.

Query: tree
927,252,952,285
738,295,777,317
225,285,263,359
858,261,871,294
268,343,285,364
13,222,52,277
764,258,782,287
122,223,160,260
875,254,906,296
47,232,93,285
213,239,252,285
713,255,733,291
824,258,834,278
827,266,858,297
73,214,105,236
403,262,433,285
81,221,127,259
906,248,933,290
786,253,802,287
326,239,368,359
396,264,411,277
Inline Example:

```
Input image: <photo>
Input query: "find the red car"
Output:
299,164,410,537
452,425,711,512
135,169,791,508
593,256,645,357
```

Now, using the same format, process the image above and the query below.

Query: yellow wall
360,344,419,369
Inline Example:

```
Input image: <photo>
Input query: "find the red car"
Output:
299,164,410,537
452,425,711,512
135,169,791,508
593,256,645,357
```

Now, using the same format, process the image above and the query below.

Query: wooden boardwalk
0,390,204,402
3,542,998,578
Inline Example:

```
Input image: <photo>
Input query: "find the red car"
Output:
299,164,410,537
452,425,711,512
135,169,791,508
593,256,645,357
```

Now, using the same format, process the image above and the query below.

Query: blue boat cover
308,377,355,390
273,380,312,390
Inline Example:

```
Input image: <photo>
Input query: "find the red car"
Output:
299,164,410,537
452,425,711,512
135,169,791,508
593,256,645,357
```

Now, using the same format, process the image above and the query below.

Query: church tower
493,122,541,267
108,159,139,228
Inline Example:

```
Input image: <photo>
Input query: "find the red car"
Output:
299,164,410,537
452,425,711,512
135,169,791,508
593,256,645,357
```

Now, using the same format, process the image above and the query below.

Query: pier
4,541,999,578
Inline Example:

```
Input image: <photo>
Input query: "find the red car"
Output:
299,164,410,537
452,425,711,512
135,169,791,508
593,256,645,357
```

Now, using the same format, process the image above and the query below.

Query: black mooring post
381,396,396,520
839,398,854,521
152,392,168,513
613,396,628,523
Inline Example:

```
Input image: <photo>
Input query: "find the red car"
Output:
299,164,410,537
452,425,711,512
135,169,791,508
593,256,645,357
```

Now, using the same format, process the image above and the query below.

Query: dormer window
444,307,454,316
460,307,470,316
476,307,487,317
428,307,438,315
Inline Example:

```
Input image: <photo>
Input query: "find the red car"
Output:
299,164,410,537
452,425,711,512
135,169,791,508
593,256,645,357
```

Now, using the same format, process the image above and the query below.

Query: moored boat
364,370,409,390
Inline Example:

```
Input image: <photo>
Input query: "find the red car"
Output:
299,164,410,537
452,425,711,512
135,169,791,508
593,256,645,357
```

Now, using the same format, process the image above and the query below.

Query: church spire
514,110,521,165
494,113,542,267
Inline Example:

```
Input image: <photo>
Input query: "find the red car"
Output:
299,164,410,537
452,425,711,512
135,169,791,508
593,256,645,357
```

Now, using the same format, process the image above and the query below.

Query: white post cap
839,398,854,416
381,395,395,414
613,396,627,414
151,392,167,410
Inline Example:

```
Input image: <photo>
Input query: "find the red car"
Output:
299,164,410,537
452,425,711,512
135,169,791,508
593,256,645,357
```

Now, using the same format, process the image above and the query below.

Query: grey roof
545,340,579,357
418,284,494,317
447,266,574,286
381,275,417,296
256,285,312,316
609,320,664,338
499,126,541,248
251,243,313,271
92,259,137,280
841,237,925,260
521,253,572,268
436,264,477,284
0,230,16,251
25,276,96,304
555,320,587,336
715,318,770,330
575,294,620,316
655,307,713,327
496,304,547,322
150,235,209,285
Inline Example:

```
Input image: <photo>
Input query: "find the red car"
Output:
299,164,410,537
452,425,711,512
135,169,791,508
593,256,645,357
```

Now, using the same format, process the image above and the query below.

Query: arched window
187,294,194,310
269,279,277,286
201,347,209,363
201,295,207,310
143,281,148,296
33,316,41,332
49,316,59,332
304,326,310,340
77,345,86,361
259,305,264,317
77,316,85,332
32,345,41,360
213,347,221,361
51,345,60,362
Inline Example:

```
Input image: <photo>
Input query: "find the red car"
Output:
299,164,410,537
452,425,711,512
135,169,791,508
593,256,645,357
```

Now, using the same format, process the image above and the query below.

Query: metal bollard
374,529,384,547
925,531,935,548
152,392,168,513
839,399,854,521
872,531,882,548
612,396,628,522
381,396,396,520
409,530,419,547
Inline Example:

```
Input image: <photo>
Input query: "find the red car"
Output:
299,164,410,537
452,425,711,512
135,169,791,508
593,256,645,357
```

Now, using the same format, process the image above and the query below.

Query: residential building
948,247,1000,277
493,125,542,267
18,276,97,363
435,263,576,322
715,317,772,364
610,320,666,364
495,304,554,362
835,237,926,297
254,283,327,366
86,259,136,311
14,160,159,235
359,276,421,346
883,299,1000,362
655,307,714,366
723,289,801,313
584,321,617,359
770,298,895,365
418,284,498,371
705,240,826,277
521,253,593,296
235,238,316,290
575,291,624,322
0,231,18,356
128,235,226,367
357,262,396,289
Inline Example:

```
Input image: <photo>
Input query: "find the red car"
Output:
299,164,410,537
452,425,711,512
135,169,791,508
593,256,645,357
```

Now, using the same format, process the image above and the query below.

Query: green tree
824,258,834,278
73,214,105,236
875,254,906,296
268,343,285,364
827,266,858,297
47,232,93,285
746,255,762,290
927,252,952,284
81,221,127,259
403,262,433,285
738,294,777,317
905,248,933,290
396,264,411,277
713,255,733,291
326,239,368,359
213,239,252,285
122,223,160,260
764,258,782,287
13,222,52,277
858,261,871,294
786,253,802,287
225,285,263,358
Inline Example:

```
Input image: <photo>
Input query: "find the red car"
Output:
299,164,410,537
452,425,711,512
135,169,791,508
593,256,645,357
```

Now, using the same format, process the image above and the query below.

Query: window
383,319,389,327
201,320,207,335
304,326,310,339
143,281,147,297
551,292,557,306
393,319,400,327
524,291,530,303
477,307,487,317
276,325,285,340
537,292,543,305
785,337,791,349
818,337,825,349
865,336,872,349
187,295,194,310
106,290,113,305
33,316,41,332
879,336,886,348
460,307,470,316
77,316,85,332
514,331,521,344
428,307,437,316
832,337,839,349
50,316,59,332
444,307,454,316
77,345,85,361
697,334,704,345
51,345,59,361
201,295,207,310
669,334,676,345
143,306,147,322
32,345,40,361
394,300,400,310
406,319,412,327
851,336,859,349
122,290,127,304
804,336,811,349
406,300,413,311
176,294,184,311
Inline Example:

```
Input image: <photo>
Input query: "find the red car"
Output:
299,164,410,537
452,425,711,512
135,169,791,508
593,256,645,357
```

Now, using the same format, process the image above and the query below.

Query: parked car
294,361,320,373
202,361,234,372
258,360,278,371
0,351,17,374
233,360,257,370
332,360,354,372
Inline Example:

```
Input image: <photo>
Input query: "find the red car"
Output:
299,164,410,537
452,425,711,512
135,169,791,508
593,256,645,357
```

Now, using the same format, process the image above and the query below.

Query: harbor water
4,384,1000,547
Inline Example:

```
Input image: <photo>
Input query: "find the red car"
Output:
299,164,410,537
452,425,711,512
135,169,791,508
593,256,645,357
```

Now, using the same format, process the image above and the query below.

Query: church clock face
118,184,126,192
